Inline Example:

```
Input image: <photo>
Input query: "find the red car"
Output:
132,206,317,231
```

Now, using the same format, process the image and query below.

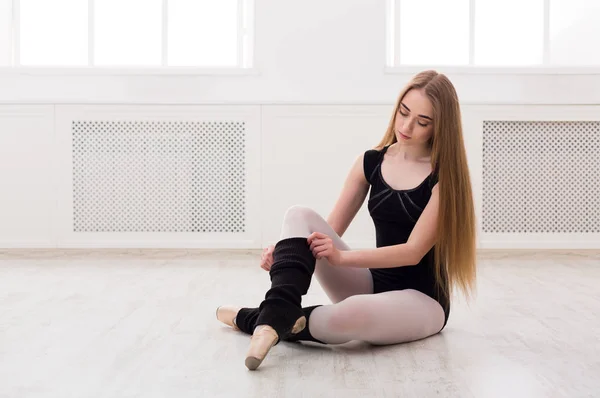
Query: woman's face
394,88,434,146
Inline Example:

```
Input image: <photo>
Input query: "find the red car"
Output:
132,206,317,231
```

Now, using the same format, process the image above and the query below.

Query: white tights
279,205,446,345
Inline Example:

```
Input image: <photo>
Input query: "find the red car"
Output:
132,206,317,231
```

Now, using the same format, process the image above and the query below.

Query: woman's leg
279,205,373,302
303,289,446,345
218,205,373,369
238,234,315,369
233,205,373,335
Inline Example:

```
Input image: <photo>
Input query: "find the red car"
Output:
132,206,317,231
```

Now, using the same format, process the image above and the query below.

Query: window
549,0,600,65
386,0,600,69
1,0,253,70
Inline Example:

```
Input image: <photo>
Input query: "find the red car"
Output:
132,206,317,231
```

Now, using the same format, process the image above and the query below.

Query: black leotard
363,145,450,326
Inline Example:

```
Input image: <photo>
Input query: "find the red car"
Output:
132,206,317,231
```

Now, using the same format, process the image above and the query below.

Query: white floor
1,249,599,398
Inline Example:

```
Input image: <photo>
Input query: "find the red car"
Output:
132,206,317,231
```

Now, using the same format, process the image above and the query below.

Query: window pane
94,0,162,66
20,0,88,66
168,0,238,67
398,0,469,65
550,0,600,65
0,0,11,65
474,0,544,66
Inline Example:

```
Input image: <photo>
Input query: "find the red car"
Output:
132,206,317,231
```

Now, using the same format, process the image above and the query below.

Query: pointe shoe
216,305,241,331
244,317,306,371
245,325,278,370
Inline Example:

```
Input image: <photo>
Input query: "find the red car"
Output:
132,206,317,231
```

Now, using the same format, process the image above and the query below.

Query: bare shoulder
326,151,370,236
351,151,369,184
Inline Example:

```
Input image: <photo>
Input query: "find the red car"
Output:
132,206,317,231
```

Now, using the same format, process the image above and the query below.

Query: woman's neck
388,142,431,162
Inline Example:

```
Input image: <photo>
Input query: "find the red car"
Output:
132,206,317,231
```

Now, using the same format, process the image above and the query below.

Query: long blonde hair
377,70,477,302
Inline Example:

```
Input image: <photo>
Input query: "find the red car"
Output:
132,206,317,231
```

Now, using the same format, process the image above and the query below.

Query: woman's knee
282,205,321,230
279,205,320,239
283,205,319,224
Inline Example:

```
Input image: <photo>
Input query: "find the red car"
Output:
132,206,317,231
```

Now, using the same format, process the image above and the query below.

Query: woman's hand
307,232,343,266
260,245,275,271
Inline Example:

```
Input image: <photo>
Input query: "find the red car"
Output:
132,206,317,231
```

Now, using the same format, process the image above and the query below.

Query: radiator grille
72,120,246,233
482,121,600,233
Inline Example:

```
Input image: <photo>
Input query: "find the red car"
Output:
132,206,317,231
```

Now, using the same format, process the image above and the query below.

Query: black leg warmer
234,307,260,336
284,305,326,344
254,237,316,339
236,305,326,345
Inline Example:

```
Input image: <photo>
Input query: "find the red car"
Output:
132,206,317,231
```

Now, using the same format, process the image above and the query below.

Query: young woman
216,70,477,371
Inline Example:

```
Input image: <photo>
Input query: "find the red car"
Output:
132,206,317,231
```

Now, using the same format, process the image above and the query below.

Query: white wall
0,106,55,247
0,0,599,250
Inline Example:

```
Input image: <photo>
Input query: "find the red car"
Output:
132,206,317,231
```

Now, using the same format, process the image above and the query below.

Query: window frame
1,0,256,75
385,0,600,76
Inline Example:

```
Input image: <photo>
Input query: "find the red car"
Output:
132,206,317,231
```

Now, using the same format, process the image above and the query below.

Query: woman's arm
340,183,440,269
326,153,371,237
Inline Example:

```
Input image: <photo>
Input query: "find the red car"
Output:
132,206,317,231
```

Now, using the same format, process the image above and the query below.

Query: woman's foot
245,317,306,371
245,325,278,370
215,305,241,331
